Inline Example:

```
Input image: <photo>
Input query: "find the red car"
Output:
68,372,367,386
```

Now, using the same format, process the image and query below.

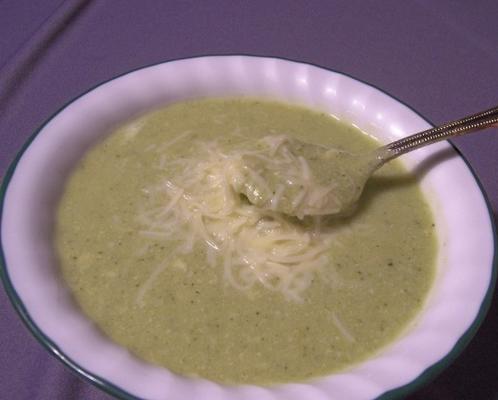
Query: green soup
56,98,436,385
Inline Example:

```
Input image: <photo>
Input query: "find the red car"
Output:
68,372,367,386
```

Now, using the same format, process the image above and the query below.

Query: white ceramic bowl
0,56,495,400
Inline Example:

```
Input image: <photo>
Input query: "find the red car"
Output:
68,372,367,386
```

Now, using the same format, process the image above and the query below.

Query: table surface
1,1,497,399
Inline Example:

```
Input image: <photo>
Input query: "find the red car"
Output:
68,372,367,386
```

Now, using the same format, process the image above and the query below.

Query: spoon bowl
236,106,498,217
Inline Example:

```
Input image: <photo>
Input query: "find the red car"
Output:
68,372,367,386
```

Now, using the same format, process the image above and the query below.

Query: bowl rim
0,54,496,400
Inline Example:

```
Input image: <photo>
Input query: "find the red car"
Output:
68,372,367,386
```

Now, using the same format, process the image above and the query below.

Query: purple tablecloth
1,1,497,399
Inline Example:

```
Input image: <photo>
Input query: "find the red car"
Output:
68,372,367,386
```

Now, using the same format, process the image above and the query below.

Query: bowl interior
1,56,495,400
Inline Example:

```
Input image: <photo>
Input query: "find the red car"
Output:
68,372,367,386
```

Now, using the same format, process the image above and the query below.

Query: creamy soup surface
56,98,436,384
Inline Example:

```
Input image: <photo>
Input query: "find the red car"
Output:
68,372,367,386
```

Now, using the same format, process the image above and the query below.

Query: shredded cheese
137,136,341,302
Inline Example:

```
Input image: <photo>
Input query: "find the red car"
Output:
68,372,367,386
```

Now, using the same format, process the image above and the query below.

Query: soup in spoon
228,134,375,218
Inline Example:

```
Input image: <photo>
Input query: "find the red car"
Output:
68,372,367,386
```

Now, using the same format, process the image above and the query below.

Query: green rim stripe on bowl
0,54,496,400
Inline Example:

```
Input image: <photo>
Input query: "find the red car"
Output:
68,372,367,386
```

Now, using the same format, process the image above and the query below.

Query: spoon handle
377,105,498,164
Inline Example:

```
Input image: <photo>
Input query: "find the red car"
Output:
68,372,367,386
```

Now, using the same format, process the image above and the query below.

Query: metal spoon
235,105,498,218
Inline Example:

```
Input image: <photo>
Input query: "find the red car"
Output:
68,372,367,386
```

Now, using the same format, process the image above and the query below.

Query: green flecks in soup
56,98,437,385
